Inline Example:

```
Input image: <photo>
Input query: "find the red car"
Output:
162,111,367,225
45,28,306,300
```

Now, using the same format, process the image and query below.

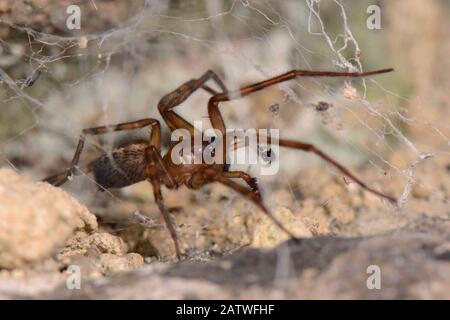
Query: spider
43,68,396,257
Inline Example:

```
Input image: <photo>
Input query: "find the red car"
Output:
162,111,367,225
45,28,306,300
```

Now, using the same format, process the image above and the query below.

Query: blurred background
0,0,449,257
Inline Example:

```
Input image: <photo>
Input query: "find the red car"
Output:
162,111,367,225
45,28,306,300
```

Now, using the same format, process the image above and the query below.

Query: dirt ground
0,152,448,299
0,0,449,299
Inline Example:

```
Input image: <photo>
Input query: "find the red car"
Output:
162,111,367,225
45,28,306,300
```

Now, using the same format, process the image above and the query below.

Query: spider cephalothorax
44,68,396,257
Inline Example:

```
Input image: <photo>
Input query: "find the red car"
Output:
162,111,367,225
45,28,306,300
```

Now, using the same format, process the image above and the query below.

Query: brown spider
43,68,396,257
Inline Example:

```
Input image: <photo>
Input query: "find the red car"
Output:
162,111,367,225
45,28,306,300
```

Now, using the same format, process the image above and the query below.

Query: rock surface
1,217,448,299
0,168,97,269
0,168,143,277
0,161,448,299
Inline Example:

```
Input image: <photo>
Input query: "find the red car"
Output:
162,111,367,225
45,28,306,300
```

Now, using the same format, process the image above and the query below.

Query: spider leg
43,118,161,186
208,68,393,134
201,84,221,95
221,171,261,199
204,68,395,202
227,134,395,202
150,179,181,258
276,139,396,202
43,161,95,186
232,133,397,203
148,145,177,189
217,176,298,240
158,70,228,135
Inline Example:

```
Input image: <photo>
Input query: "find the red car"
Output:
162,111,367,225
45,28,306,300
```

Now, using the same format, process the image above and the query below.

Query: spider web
1,0,449,272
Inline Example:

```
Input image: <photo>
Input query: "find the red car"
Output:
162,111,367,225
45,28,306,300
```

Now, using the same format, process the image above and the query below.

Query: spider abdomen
93,143,149,189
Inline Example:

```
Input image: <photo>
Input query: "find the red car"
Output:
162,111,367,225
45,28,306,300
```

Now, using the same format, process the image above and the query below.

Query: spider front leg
227,134,396,202
277,139,396,202
43,118,161,186
207,68,393,134
206,68,396,202
158,70,228,135
221,171,261,199
218,176,298,240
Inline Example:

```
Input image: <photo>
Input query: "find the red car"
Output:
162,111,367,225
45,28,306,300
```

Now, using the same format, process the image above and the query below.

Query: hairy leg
226,134,396,202
276,139,396,202
43,162,94,186
217,176,298,240
150,180,181,258
221,170,261,199
208,68,393,134
204,68,395,201
158,70,228,135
